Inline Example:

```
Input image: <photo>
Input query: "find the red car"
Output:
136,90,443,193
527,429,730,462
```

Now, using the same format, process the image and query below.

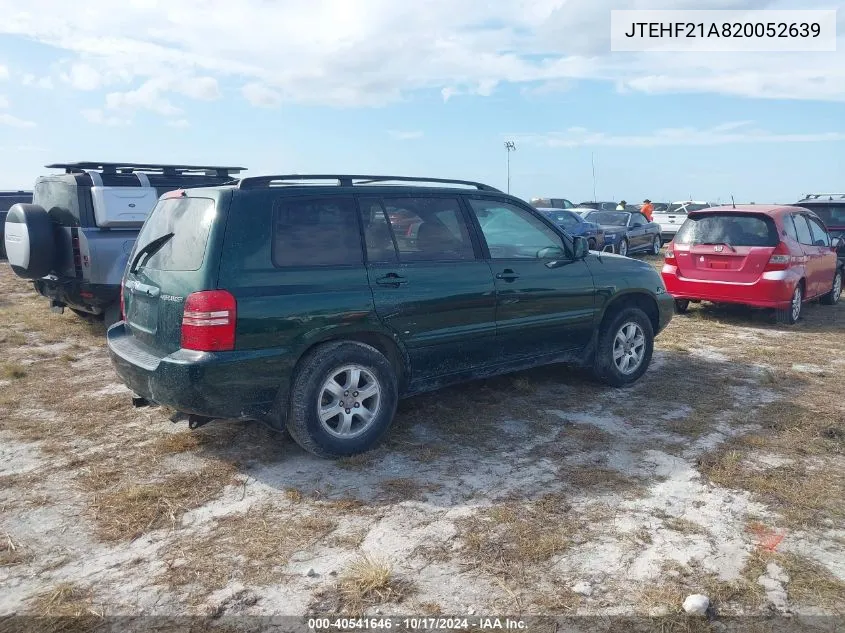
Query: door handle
496,269,520,282
375,273,408,286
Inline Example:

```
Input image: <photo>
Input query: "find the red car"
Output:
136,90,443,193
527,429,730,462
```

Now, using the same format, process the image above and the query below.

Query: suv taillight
120,281,125,322
664,243,677,265
181,290,237,352
764,242,791,271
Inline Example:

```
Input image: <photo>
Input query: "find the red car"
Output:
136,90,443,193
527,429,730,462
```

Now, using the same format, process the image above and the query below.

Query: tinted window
541,210,580,228
783,215,799,241
584,211,628,226
469,199,563,259
792,214,814,246
795,203,845,228
272,197,362,267
674,213,779,247
551,199,574,209
630,213,648,226
0,194,32,212
361,197,474,262
136,197,216,271
807,217,830,247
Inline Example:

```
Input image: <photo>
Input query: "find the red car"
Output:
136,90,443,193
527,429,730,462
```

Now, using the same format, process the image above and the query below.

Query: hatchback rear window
675,213,779,247
135,197,215,271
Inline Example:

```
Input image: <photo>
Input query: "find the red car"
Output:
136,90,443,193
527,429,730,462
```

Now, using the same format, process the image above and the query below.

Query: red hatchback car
661,205,843,324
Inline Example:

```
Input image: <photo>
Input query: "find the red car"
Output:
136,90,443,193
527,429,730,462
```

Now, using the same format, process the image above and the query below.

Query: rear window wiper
699,241,737,253
129,232,174,274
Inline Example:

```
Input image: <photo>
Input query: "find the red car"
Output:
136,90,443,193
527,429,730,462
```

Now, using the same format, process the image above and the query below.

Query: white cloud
512,122,845,148
0,95,8,108
242,83,282,108
166,118,190,128
0,0,842,108
388,130,423,140
63,63,101,90
0,65,10,81
82,108,131,126
0,113,36,128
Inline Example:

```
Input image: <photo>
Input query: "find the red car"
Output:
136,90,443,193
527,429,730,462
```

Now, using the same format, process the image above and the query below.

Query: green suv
107,175,673,457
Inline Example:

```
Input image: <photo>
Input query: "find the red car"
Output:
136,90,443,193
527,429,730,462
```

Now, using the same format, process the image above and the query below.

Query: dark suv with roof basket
794,193,845,267
107,174,674,458
4,162,244,325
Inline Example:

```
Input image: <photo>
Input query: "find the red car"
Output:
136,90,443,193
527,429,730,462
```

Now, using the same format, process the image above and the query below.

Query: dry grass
457,493,580,581
25,582,104,633
662,517,708,536
0,532,34,567
311,555,410,616
560,465,648,496
163,504,336,602
81,463,239,541
1,362,27,379
378,477,441,501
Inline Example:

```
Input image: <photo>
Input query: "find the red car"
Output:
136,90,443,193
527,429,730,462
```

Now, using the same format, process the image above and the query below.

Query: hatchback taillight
181,290,237,352
764,242,792,271
664,243,677,265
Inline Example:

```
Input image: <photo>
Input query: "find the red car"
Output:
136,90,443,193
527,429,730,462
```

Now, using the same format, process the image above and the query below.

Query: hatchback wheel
674,299,690,314
777,284,803,325
287,341,398,458
618,239,629,257
592,306,654,387
651,236,661,255
821,269,842,305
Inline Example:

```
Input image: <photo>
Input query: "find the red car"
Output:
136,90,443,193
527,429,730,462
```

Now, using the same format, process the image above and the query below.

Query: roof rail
800,193,845,200
46,162,246,178
236,174,501,192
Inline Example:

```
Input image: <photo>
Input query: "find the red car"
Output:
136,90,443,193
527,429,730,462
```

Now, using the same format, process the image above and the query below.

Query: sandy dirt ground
1,257,843,628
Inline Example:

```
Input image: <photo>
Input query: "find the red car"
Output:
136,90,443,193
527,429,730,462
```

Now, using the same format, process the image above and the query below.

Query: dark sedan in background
582,209,662,257
537,207,606,250
1,191,33,259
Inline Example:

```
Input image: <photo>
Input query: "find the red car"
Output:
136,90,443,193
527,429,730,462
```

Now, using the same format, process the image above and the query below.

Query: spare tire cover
4,203,55,279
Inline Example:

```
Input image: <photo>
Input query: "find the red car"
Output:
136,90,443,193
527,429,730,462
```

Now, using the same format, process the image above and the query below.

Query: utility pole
591,152,597,202
504,141,516,194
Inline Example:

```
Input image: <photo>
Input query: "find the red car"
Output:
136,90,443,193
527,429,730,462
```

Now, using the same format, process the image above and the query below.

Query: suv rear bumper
661,265,797,308
33,277,118,315
106,323,290,422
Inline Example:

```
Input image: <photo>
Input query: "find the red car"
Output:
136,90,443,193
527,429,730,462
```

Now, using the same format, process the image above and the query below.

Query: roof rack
800,193,845,200
46,162,246,178
236,174,501,192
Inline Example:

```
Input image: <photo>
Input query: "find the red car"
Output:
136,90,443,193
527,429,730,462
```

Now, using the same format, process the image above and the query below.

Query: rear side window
792,215,814,245
674,213,779,247
544,211,579,228
807,217,830,247
136,197,215,271
360,197,474,262
783,215,799,241
272,197,362,267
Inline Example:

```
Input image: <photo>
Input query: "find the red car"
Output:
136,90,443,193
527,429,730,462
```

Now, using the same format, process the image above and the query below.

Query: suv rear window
675,213,779,247
136,197,215,271
795,203,845,228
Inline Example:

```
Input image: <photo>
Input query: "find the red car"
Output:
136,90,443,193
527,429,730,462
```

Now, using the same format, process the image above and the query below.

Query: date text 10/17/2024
308,618,527,630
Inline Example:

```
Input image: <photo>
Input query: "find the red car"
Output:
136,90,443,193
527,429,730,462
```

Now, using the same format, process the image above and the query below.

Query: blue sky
0,0,843,204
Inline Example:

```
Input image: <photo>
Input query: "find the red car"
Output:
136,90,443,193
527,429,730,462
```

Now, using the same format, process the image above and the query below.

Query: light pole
504,141,516,194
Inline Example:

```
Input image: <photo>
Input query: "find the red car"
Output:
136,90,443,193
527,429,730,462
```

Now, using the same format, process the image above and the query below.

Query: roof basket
236,174,501,192
801,193,845,201
46,162,246,179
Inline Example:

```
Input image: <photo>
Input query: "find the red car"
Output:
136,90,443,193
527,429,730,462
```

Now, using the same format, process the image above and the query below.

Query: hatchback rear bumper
661,265,798,308
107,323,292,422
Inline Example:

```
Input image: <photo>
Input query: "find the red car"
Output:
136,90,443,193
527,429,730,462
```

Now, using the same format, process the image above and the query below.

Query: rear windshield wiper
129,232,174,274
699,241,737,253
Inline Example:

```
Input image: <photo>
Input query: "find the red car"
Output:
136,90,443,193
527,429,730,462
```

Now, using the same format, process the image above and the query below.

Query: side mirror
573,236,589,260
832,236,842,249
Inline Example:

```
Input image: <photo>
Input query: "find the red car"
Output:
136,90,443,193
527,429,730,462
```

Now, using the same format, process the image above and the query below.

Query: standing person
616,200,627,211
641,199,654,222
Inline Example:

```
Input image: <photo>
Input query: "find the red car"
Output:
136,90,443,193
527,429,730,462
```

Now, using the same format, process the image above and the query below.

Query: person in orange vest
641,199,654,222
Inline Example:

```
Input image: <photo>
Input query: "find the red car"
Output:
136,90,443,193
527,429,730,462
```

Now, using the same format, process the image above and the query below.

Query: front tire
777,284,803,325
286,341,398,458
618,239,629,257
651,235,661,255
592,307,654,387
820,269,842,306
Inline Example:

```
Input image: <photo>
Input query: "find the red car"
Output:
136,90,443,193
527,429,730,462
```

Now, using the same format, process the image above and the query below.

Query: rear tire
777,284,803,325
820,269,842,306
592,307,654,387
651,235,661,255
674,299,690,314
618,239,629,257
286,341,398,458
